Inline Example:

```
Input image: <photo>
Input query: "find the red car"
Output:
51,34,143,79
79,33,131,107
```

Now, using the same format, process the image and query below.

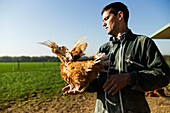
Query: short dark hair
101,2,129,24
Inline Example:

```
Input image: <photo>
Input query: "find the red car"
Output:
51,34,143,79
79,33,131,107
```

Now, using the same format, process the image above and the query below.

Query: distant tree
19,56,31,62
0,56,12,62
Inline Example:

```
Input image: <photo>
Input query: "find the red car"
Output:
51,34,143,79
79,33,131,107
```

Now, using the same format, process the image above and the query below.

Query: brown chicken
39,37,108,95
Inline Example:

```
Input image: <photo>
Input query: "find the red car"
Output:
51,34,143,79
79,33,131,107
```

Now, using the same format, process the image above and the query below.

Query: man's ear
117,11,124,21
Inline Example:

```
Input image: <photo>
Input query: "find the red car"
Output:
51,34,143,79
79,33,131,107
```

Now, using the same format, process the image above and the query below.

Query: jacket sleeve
128,38,170,92
85,78,99,92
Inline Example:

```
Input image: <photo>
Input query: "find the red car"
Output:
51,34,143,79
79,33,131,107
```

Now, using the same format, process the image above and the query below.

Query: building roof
150,23,170,39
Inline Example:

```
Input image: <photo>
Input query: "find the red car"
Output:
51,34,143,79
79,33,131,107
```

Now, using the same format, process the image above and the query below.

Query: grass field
0,62,60,73
166,60,170,66
0,62,65,109
0,61,170,112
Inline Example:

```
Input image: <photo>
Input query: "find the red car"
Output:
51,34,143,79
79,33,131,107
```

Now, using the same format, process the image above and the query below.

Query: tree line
0,56,60,62
0,55,169,63
0,55,92,62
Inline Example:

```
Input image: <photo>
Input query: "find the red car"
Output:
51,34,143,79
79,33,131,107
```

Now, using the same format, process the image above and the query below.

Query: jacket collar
109,29,132,44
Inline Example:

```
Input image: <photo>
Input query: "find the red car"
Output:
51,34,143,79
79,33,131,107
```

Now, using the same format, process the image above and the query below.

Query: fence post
17,61,20,71
43,62,45,68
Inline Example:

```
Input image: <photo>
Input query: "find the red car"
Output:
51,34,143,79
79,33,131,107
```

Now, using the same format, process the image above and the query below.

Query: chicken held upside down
39,37,108,95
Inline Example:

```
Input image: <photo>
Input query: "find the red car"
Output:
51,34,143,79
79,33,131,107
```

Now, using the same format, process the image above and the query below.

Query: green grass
166,61,170,66
0,62,60,73
0,62,65,108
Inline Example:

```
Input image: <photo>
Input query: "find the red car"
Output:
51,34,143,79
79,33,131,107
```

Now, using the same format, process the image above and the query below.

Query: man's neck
116,28,128,38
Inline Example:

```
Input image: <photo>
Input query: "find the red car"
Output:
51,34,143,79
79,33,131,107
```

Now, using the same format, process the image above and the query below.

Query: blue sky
0,0,170,57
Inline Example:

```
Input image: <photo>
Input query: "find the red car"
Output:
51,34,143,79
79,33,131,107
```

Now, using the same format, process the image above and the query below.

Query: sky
0,0,170,57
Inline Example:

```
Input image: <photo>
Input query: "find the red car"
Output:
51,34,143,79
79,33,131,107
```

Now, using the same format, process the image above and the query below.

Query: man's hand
103,73,130,96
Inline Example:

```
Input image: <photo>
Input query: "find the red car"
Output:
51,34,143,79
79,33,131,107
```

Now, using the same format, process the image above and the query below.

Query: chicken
39,37,108,95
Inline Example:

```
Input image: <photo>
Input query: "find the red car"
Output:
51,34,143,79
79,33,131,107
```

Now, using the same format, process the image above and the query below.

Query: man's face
102,10,118,36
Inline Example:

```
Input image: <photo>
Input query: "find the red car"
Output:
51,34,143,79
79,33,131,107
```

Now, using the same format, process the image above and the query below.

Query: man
65,2,170,113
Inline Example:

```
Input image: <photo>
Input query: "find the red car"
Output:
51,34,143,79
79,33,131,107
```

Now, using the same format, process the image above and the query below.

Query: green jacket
87,30,170,113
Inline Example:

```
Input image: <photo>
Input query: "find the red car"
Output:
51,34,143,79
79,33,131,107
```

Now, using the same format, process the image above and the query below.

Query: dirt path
146,97,170,113
1,92,170,113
